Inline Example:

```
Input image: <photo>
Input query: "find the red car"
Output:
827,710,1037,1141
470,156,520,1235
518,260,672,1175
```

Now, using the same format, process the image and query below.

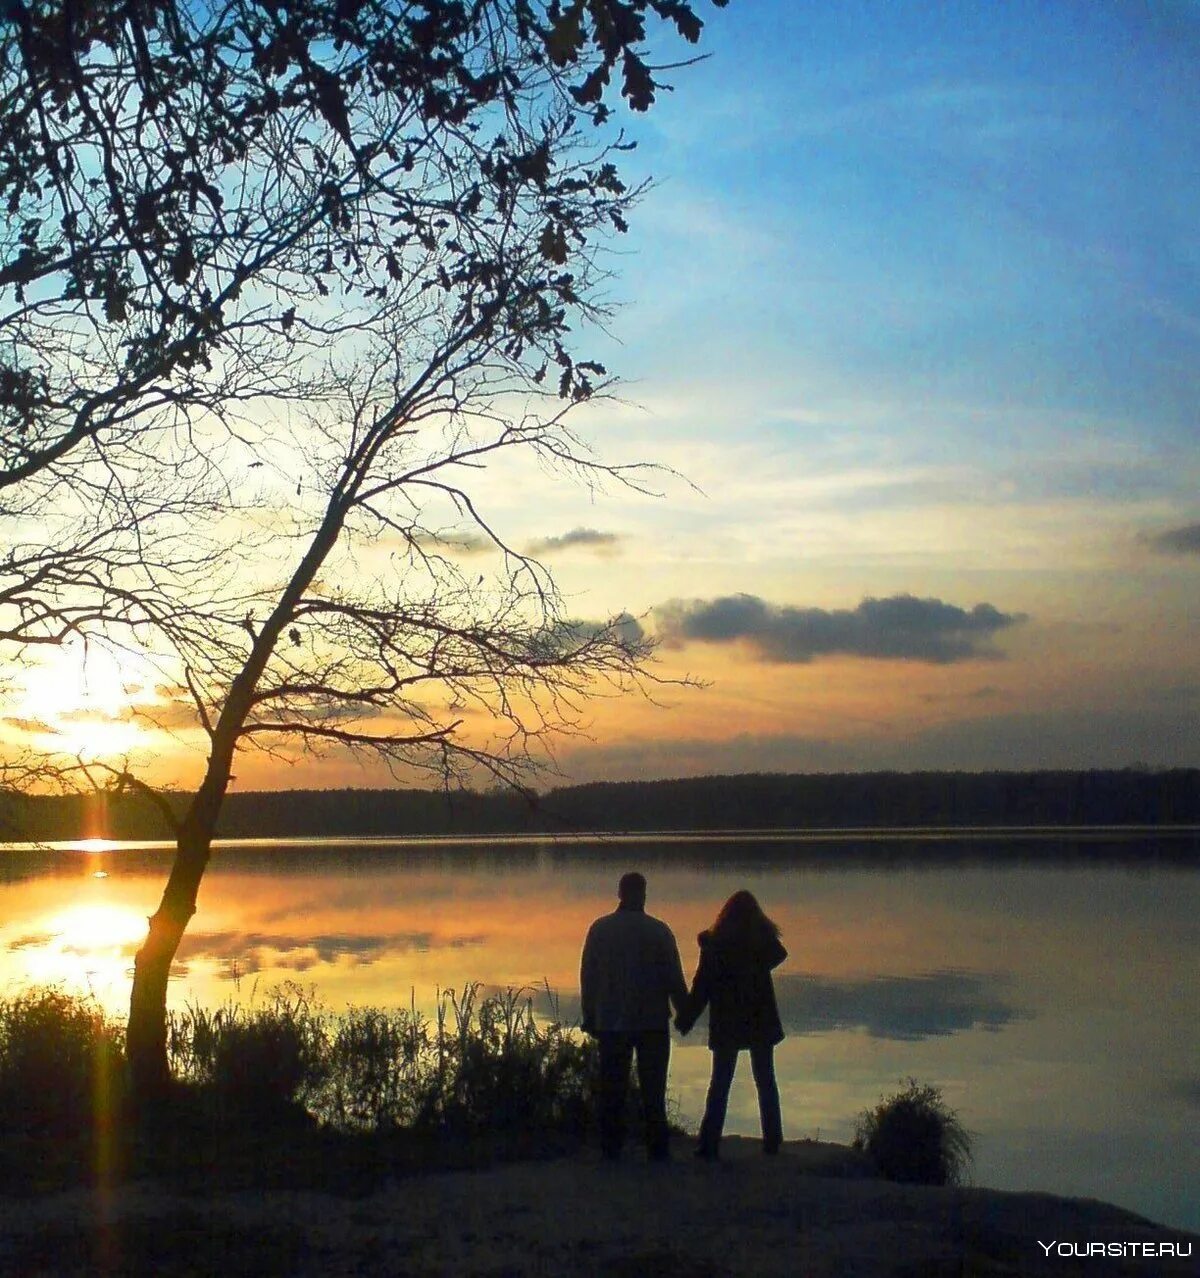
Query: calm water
1,832,1197,1231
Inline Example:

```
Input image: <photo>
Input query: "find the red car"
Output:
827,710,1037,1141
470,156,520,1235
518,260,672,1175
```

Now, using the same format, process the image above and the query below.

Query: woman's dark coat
677,927,787,1050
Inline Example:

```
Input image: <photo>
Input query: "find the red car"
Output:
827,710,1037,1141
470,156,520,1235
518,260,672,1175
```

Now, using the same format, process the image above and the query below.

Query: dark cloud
474,984,585,1025
515,973,1022,1041
655,593,1024,664
526,527,623,556
1143,522,1200,555
539,611,646,658
773,969,1023,1041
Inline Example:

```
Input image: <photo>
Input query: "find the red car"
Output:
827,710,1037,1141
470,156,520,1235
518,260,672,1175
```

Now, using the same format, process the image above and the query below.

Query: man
579,871,689,1161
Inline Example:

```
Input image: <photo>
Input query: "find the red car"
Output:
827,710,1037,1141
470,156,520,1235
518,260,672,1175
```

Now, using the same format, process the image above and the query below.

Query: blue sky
499,0,1200,780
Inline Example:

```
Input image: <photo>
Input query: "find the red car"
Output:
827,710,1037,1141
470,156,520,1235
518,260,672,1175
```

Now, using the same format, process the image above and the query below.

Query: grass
0,980,606,1193
852,1077,973,1187
164,980,598,1137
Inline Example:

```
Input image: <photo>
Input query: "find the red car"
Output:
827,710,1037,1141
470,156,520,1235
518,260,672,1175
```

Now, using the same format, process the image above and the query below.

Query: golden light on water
15,902,146,1007
51,903,147,951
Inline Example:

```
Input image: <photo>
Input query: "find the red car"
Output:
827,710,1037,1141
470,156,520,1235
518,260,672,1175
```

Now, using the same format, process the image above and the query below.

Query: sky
481,0,1200,782
6,0,1200,788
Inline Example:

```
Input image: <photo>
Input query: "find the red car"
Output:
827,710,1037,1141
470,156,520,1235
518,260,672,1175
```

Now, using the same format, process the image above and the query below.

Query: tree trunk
126,829,213,1100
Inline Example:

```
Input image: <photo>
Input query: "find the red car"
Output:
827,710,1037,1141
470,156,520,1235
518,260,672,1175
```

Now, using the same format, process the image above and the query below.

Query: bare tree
1,0,721,1095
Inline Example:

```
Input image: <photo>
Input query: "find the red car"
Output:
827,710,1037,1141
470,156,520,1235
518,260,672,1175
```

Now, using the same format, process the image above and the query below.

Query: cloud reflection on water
172,928,487,978
493,969,1023,1044
775,969,1023,1040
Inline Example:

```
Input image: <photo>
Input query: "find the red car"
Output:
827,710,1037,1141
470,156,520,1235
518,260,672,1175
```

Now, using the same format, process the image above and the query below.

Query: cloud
773,969,1023,1041
410,529,492,556
1,716,52,734
6,931,56,951
539,611,647,657
476,984,585,1025
526,527,623,556
57,700,198,730
655,593,1025,664
1143,522,1200,555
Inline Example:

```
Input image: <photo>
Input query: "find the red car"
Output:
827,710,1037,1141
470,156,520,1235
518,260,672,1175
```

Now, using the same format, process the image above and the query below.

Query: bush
0,988,126,1132
853,1078,972,1186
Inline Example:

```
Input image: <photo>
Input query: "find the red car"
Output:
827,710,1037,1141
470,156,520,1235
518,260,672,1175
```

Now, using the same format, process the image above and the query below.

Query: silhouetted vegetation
0,988,125,1134
166,987,327,1123
853,1078,973,1187
165,982,595,1137
3,769,1199,844
0,982,604,1194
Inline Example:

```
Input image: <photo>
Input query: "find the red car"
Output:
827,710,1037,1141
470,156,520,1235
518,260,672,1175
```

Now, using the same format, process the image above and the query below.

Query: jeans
597,1030,671,1159
697,1042,782,1154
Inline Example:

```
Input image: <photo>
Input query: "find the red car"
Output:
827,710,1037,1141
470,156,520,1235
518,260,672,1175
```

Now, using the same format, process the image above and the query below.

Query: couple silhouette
579,872,785,1162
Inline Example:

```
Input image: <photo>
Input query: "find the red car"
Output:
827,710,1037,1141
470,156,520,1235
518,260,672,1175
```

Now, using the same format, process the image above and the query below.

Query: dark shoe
694,1145,719,1161
648,1147,671,1163
763,1142,780,1156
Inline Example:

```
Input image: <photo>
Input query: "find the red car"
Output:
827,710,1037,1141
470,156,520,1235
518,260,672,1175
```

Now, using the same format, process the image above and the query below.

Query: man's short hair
618,871,646,904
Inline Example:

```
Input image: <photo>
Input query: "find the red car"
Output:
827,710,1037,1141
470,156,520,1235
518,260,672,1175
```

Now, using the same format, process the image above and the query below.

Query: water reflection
775,970,1023,1040
4,901,146,992
526,971,1026,1042
0,835,1196,1232
173,927,486,977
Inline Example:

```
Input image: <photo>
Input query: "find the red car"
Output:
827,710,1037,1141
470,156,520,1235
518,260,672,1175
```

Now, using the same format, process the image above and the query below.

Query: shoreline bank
2,1138,1195,1277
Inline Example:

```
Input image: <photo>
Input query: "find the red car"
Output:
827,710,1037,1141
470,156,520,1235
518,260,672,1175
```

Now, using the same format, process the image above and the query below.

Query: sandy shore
2,1138,1195,1276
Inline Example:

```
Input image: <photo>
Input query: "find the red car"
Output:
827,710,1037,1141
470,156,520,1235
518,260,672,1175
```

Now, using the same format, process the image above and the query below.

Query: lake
1,831,1197,1232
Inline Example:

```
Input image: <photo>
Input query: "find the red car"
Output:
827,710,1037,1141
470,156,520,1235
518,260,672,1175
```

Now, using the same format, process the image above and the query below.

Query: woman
675,890,786,1159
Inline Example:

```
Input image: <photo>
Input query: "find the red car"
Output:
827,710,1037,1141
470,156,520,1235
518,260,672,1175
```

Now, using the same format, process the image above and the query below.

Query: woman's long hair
710,889,781,945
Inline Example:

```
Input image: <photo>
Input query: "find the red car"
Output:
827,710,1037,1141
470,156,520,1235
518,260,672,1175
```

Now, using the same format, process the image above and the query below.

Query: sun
7,639,155,760
76,838,119,854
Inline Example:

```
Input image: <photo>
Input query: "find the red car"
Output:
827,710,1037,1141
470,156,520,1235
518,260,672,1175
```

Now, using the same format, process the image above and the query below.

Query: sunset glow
8,642,162,764
0,2,1196,791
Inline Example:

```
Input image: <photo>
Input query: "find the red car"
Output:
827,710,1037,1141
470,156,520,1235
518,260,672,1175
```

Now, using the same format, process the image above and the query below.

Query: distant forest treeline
3,770,1199,843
